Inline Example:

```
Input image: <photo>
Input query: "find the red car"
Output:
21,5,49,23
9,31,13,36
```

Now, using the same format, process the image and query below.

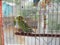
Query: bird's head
16,16,24,21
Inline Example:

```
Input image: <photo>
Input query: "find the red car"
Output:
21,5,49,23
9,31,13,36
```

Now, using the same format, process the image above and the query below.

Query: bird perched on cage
14,16,34,33
14,16,41,40
33,0,40,6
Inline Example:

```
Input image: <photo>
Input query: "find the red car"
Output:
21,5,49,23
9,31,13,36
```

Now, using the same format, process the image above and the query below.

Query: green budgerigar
14,16,40,40
14,16,34,33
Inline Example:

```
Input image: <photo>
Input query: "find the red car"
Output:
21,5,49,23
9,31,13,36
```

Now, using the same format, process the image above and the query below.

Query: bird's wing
21,21,30,28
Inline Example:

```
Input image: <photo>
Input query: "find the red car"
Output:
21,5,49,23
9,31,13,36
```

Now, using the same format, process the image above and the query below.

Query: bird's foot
18,29,24,33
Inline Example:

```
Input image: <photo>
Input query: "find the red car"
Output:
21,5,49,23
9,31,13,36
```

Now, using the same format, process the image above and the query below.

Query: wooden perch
15,32,60,37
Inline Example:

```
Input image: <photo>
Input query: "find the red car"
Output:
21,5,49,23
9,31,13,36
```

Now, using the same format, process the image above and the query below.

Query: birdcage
1,0,60,45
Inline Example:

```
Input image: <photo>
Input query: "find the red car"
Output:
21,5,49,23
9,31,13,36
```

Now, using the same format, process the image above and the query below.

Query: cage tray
15,32,60,37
